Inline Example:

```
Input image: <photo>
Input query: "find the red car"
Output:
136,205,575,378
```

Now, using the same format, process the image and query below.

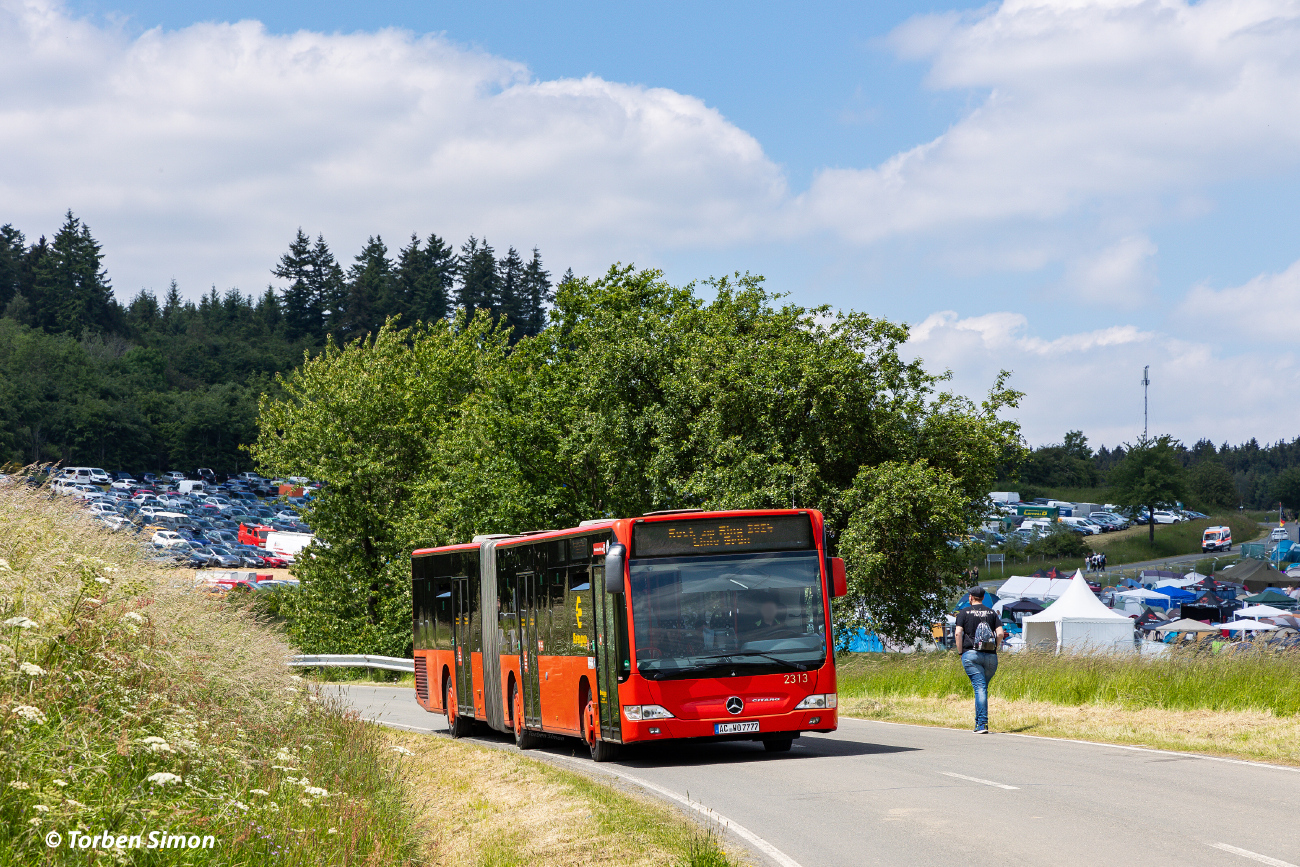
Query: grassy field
975,512,1263,582
0,486,736,867
837,652,1300,765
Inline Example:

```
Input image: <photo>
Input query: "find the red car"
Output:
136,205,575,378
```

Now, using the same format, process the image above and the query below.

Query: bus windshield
628,550,827,680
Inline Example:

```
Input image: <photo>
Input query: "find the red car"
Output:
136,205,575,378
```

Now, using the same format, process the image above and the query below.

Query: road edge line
357,714,804,867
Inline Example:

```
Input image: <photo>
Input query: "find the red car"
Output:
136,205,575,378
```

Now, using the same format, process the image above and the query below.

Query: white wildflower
0,558,11,571
288,675,303,682
0,645,14,661
229,800,248,811
146,772,181,787
3,616,36,629
19,662,44,676
123,612,145,623
303,786,329,798
266,802,279,812
141,736,168,745
94,577,111,585
283,777,299,785
13,705,46,724
249,789,269,796
9,781,30,790
327,828,338,835
28,818,39,826
282,686,299,693
84,598,102,607
300,798,313,807
52,779,67,787
274,748,297,762
33,804,49,812
64,798,84,807
147,742,173,753
390,745,412,756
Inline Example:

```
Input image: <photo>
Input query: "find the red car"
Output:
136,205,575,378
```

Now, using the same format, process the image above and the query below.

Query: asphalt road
333,684,1300,867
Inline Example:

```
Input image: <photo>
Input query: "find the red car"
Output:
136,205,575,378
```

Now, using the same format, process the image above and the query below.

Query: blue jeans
961,650,999,729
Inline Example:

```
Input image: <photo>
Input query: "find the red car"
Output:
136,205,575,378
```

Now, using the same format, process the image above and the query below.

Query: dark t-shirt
955,604,1001,652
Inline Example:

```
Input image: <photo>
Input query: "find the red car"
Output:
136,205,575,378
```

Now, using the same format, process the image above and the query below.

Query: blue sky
7,0,1300,447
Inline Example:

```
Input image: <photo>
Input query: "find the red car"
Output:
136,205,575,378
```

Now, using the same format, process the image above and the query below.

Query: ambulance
1201,526,1232,553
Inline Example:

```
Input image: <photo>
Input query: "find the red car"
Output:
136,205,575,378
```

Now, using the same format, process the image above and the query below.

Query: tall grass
0,483,421,865
837,649,1300,716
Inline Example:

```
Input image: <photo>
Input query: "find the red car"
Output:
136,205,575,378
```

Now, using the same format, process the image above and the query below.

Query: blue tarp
837,628,885,653
1153,586,1197,601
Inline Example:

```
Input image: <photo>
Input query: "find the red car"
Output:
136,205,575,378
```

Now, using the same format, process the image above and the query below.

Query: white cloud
799,0,1300,243
1179,256,1300,340
904,307,1300,447
1060,235,1157,305
0,0,785,296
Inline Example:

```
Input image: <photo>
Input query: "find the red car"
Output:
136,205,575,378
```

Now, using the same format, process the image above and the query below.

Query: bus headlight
623,704,674,721
795,694,837,710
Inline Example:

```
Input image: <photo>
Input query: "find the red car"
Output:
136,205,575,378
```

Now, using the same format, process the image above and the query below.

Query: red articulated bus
411,508,848,761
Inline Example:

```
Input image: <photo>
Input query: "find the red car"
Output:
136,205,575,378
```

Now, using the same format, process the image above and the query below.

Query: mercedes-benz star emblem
726,696,744,715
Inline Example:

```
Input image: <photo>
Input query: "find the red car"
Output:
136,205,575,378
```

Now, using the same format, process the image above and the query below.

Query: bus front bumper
620,708,837,743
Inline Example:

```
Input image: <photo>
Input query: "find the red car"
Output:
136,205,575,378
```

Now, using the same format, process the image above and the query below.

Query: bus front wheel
584,699,619,763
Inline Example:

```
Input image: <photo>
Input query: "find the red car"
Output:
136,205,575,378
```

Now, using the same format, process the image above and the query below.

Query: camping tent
1216,619,1276,632
1115,588,1174,611
996,575,1073,601
1021,571,1136,653
1236,604,1290,619
1153,618,1219,633
1242,588,1298,609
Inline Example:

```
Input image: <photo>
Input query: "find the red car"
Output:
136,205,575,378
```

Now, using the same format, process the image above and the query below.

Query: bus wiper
690,651,809,671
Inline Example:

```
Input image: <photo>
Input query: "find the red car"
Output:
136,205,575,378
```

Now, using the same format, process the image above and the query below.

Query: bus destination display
633,515,814,558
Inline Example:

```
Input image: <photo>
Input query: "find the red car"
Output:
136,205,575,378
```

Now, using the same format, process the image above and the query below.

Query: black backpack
972,617,998,653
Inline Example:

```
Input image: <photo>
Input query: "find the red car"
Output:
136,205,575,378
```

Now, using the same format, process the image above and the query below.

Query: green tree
1108,434,1187,544
496,246,524,337
518,247,552,338
0,224,24,311
455,236,498,316
339,236,392,341
29,212,116,335
253,266,1023,650
1271,467,1300,513
1188,460,1237,510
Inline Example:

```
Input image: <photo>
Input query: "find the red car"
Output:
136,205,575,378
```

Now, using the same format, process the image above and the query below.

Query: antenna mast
1141,365,1150,439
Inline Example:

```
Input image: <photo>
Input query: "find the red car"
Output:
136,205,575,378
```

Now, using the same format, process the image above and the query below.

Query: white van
1202,526,1232,552
265,531,316,562
1059,516,1100,535
177,480,207,494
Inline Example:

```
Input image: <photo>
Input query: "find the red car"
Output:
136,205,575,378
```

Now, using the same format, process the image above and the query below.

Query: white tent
1235,604,1289,619
1215,619,1277,631
1022,570,1137,653
1154,577,1199,589
996,575,1073,601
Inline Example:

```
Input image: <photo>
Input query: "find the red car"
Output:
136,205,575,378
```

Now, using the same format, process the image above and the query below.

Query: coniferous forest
0,212,558,473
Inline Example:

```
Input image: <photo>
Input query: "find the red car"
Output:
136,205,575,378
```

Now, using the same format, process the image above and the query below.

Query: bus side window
569,567,591,654
434,577,453,650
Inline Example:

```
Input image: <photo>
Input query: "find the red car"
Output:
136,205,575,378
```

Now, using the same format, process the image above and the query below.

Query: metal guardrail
288,654,414,673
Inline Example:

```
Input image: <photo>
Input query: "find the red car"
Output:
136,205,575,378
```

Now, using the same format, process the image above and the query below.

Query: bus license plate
715,721,759,734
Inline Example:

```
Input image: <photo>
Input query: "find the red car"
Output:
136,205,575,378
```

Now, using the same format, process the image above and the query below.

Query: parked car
1152,510,1183,524
151,530,188,547
1271,527,1290,542
192,546,241,568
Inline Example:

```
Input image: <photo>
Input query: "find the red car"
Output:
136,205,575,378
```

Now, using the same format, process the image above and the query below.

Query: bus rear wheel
445,680,469,739
583,699,620,763
512,682,540,750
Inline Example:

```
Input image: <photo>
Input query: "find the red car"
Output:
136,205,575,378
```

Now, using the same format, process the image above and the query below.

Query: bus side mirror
605,543,626,594
831,558,847,598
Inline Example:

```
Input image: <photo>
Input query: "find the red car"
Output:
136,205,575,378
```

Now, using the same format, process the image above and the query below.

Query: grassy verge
838,652,1300,765
0,485,422,866
389,730,735,867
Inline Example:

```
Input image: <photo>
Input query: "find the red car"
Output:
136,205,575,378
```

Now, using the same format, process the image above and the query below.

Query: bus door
590,561,623,743
517,570,543,728
453,577,474,718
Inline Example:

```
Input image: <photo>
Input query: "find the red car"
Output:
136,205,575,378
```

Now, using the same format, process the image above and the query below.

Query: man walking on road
954,588,1006,734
